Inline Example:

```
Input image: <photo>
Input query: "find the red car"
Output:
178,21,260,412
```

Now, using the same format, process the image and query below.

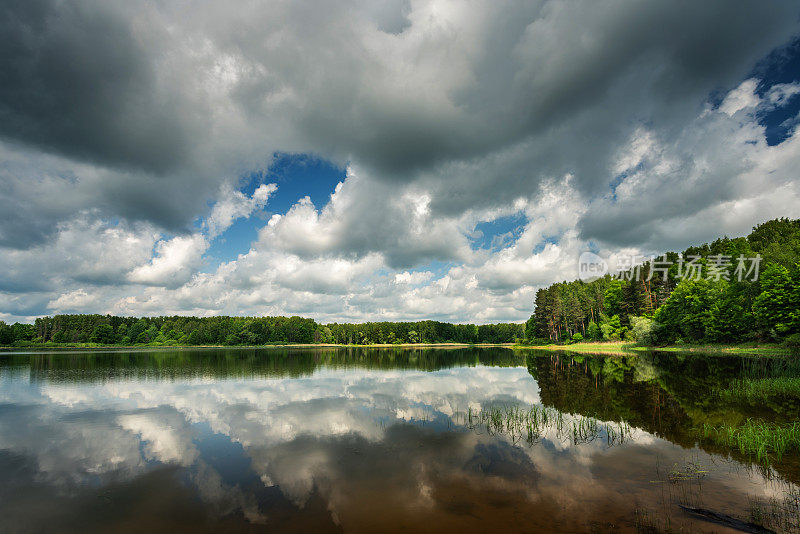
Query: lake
1,347,798,533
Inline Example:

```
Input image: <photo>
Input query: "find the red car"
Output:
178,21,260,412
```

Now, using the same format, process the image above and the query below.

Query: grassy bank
514,341,636,354
514,341,795,356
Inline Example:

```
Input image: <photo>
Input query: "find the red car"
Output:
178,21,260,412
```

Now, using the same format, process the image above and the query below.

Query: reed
463,404,630,447
716,356,800,402
701,420,800,462
717,376,800,402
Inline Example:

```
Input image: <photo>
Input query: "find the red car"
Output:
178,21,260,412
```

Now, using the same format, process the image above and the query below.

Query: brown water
0,347,798,533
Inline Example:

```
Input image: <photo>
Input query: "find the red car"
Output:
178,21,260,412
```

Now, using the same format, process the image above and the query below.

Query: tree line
0,315,523,347
526,218,800,346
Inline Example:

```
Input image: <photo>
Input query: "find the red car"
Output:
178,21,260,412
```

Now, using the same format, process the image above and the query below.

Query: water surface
1,347,798,532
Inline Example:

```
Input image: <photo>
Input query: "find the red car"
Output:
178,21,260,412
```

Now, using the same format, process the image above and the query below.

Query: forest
526,218,800,346
0,314,523,347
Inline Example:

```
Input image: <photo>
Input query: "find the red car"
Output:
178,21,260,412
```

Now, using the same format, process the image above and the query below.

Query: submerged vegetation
714,355,800,405
747,487,800,534
700,356,800,464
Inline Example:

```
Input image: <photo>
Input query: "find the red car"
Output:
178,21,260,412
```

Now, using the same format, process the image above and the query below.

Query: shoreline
0,341,795,356
0,342,516,353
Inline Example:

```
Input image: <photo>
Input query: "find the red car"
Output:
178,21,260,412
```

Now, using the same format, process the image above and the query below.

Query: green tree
629,316,662,345
604,280,624,317
586,321,601,341
0,321,13,345
748,218,800,267
753,263,800,339
654,279,727,343
600,315,622,341
186,330,203,345
90,324,115,344
11,323,35,342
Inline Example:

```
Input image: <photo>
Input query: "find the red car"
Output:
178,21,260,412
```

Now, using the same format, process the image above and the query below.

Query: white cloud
580,78,800,250
128,234,209,288
394,271,434,285
766,82,800,107
48,289,104,313
206,182,277,238
718,78,760,116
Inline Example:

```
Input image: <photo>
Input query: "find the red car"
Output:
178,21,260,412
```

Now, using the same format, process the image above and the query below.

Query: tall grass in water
718,376,800,402
717,356,800,403
463,404,631,447
701,420,800,462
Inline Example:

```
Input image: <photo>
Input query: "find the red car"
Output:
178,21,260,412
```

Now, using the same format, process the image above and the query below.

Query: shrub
783,333,800,351
630,316,663,345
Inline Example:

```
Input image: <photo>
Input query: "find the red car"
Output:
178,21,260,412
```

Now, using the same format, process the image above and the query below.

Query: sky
1,0,800,324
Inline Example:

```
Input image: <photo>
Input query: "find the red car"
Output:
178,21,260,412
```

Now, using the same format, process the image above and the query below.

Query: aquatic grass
701,420,800,463
718,376,800,402
713,355,800,406
463,404,631,447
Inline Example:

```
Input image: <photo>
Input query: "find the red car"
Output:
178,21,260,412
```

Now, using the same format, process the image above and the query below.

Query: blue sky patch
471,212,528,252
751,38,800,145
532,236,559,255
204,153,347,266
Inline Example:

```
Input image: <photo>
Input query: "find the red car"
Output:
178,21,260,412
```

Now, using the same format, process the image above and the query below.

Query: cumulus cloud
128,234,209,288
719,78,761,116
258,167,474,268
205,183,277,238
127,183,278,287
0,215,158,292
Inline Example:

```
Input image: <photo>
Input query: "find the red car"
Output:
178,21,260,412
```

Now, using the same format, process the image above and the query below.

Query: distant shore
0,342,515,352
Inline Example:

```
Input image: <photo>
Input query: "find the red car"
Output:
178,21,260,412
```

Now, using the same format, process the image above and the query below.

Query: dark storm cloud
416,0,800,216
0,0,190,174
286,1,797,187
2,0,799,210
